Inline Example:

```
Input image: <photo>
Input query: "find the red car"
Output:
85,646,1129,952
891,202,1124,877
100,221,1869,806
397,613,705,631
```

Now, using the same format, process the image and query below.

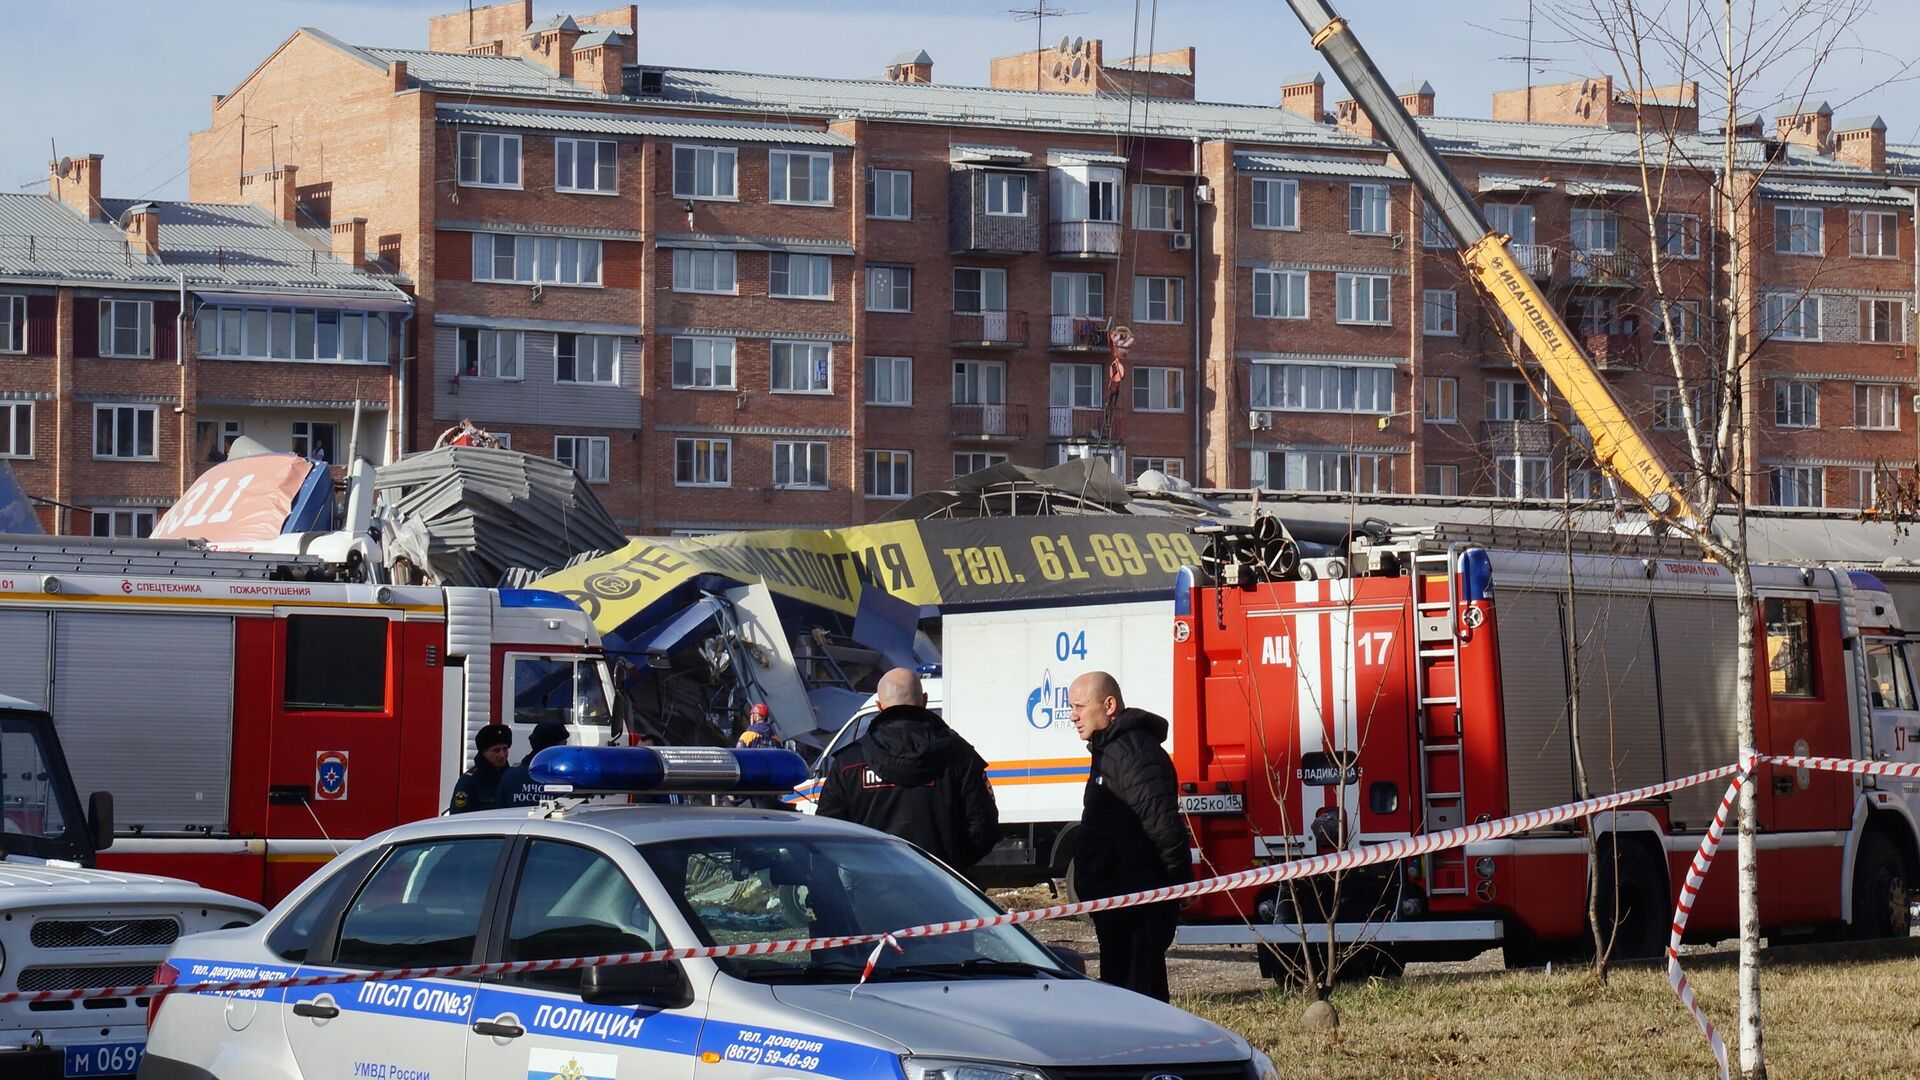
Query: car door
464,838,700,1080
282,835,507,1080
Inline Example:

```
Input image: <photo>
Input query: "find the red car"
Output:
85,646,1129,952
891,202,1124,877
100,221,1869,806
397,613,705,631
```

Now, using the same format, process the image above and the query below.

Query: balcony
1567,249,1640,286
1049,220,1123,260
950,310,1028,349
1583,330,1641,370
950,403,1028,442
1049,406,1113,441
1049,315,1111,351
1481,419,1555,457
1510,243,1555,281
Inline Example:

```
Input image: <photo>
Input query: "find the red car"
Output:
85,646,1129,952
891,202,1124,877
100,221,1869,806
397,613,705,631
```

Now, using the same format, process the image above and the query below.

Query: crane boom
1284,0,1697,523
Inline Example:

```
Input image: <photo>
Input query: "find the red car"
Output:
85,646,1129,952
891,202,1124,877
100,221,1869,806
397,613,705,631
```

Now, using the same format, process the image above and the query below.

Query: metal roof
1233,151,1403,179
0,194,408,299
1756,181,1912,207
1565,178,1640,197
1478,174,1554,193
360,45,603,98
1047,148,1129,166
573,29,622,50
1834,115,1886,132
950,143,1032,163
435,104,852,146
1106,58,1193,76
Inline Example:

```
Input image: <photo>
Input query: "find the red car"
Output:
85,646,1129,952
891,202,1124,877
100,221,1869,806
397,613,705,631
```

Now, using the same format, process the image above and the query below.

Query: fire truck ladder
0,534,329,579
1412,545,1470,896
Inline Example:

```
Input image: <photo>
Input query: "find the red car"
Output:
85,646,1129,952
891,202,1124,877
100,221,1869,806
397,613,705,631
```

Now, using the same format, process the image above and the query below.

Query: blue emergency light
529,744,810,795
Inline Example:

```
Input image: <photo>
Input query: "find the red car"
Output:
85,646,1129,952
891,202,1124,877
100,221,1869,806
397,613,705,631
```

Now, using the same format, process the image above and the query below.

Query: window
1250,363,1394,414
1652,300,1701,344
1567,469,1613,501
1861,299,1903,344
1485,378,1541,422
1423,463,1459,495
1775,206,1826,255
554,435,610,483
1335,273,1391,325
456,327,523,380
1252,178,1299,230
195,418,241,463
333,838,504,968
1422,376,1458,423
954,452,1008,477
1050,363,1101,410
554,138,616,193
985,172,1028,216
1495,456,1552,498
1253,450,1391,493
770,341,831,393
1768,466,1823,509
0,294,23,352
1775,380,1819,428
671,337,735,389
1485,203,1536,245
1654,386,1698,431
866,356,912,406
773,441,829,490
1132,456,1184,480
672,145,737,199
1052,272,1105,317
1764,293,1822,341
1866,640,1915,710
266,850,377,962
291,420,339,461
674,437,731,487
471,233,602,286
198,304,388,363
953,268,1007,313
770,253,833,299
1134,185,1185,231
1134,276,1185,324
1570,208,1619,254
671,249,737,293
1053,168,1120,222
1571,295,1626,335
457,131,520,188
1422,289,1458,335
1764,597,1817,695
284,614,387,710
1852,467,1881,510
1420,199,1457,249
1132,367,1184,412
1855,383,1900,430
1660,213,1701,259
93,404,156,460
1252,269,1308,319
1850,210,1899,258
866,265,912,312
89,508,154,539
0,402,29,457
868,168,911,219
769,149,832,204
953,360,1006,405
556,334,618,385
1348,183,1390,235
99,300,152,358
864,450,912,498
501,841,661,992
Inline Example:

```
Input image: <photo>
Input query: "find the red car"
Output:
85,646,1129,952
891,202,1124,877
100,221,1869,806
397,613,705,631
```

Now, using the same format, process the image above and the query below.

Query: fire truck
1172,521,1920,970
0,535,615,905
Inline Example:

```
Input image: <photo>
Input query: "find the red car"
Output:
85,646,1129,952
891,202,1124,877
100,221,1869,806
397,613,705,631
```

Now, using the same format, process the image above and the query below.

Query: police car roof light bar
530,745,811,795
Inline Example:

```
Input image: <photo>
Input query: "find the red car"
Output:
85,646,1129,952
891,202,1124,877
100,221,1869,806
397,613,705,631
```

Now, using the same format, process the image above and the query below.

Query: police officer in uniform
449,723,512,814
495,721,570,808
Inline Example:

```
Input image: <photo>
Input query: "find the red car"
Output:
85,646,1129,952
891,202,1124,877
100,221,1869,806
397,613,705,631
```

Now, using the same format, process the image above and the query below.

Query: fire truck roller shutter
1652,596,1742,829
53,612,234,832
1568,592,1664,798
1496,588,1579,814
0,610,50,706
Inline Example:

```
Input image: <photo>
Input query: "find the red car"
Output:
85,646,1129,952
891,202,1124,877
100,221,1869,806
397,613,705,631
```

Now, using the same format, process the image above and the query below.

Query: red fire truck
1171,522,1920,974
0,538,615,905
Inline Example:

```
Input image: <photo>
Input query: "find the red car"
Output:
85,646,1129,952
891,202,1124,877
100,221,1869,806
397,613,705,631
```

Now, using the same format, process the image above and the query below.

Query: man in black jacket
448,723,512,814
817,668,999,870
1068,670,1190,1001
496,720,569,808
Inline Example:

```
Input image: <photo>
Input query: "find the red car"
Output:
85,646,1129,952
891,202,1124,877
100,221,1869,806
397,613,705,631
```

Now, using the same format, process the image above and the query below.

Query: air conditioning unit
1194,182,1214,204
1170,233,1193,251
1247,410,1272,430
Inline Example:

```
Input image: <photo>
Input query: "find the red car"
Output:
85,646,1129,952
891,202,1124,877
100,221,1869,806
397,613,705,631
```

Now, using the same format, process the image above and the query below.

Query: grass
1177,943,1920,1078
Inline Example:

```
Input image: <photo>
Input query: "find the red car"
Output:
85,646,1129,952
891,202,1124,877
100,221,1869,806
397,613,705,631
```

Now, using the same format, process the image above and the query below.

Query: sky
3,0,1917,203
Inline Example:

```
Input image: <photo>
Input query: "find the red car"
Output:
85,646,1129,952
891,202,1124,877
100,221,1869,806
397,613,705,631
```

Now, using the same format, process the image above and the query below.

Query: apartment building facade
181,0,1919,535
0,155,409,536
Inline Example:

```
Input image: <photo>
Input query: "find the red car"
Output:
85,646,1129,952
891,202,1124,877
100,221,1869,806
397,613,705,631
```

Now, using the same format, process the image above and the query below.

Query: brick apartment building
174,0,1918,534
0,156,409,536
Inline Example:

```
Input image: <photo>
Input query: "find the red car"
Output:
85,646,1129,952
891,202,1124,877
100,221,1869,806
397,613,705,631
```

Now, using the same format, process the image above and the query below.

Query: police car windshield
639,835,1064,984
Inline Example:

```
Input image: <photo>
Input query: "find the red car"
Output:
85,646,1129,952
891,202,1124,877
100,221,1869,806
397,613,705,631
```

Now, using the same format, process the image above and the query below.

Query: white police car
139,746,1277,1080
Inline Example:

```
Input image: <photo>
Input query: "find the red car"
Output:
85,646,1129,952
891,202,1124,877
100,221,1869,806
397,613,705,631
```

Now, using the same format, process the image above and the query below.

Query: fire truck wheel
1850,830,1912,940
1593,840,1667,962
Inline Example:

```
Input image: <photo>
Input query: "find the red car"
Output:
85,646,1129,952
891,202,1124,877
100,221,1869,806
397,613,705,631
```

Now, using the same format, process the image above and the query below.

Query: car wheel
1851,831,1912,940
1594,840,1668,961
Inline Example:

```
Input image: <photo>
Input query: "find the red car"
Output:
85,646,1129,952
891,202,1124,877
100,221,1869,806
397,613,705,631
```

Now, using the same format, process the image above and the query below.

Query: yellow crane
1285,0,1699,524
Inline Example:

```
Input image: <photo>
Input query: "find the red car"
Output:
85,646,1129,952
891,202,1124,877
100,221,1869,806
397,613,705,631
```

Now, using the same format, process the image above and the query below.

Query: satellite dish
1070,56,1085,80
1058,35,1070,54
1051,59,1064,79
1072,35,1084,54
55,156,72,179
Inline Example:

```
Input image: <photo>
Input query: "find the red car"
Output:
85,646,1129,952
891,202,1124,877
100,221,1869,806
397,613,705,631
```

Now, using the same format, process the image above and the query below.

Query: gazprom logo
1026,670,1068,730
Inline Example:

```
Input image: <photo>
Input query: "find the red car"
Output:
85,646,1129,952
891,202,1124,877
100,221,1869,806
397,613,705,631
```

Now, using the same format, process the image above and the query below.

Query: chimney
240,163,300,225
1732,112,1766,139
50,153,105,222
519,16,583,77
1776,101,1833,154
1280,73,1325,121
124,203,161,259
572,39,624,94
331,216,367,268
389,60,409,92
886,49,934,84
1834,115,1887,172
1335,99,1375,140
1397,79,1436,117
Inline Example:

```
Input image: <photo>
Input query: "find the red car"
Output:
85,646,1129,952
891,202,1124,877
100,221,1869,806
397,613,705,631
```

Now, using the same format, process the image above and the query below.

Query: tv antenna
1009,3,1084,87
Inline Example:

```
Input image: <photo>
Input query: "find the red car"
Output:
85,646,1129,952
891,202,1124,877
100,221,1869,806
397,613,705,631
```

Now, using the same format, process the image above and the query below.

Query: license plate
63,1042,144,1078
1179,793,1244,814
